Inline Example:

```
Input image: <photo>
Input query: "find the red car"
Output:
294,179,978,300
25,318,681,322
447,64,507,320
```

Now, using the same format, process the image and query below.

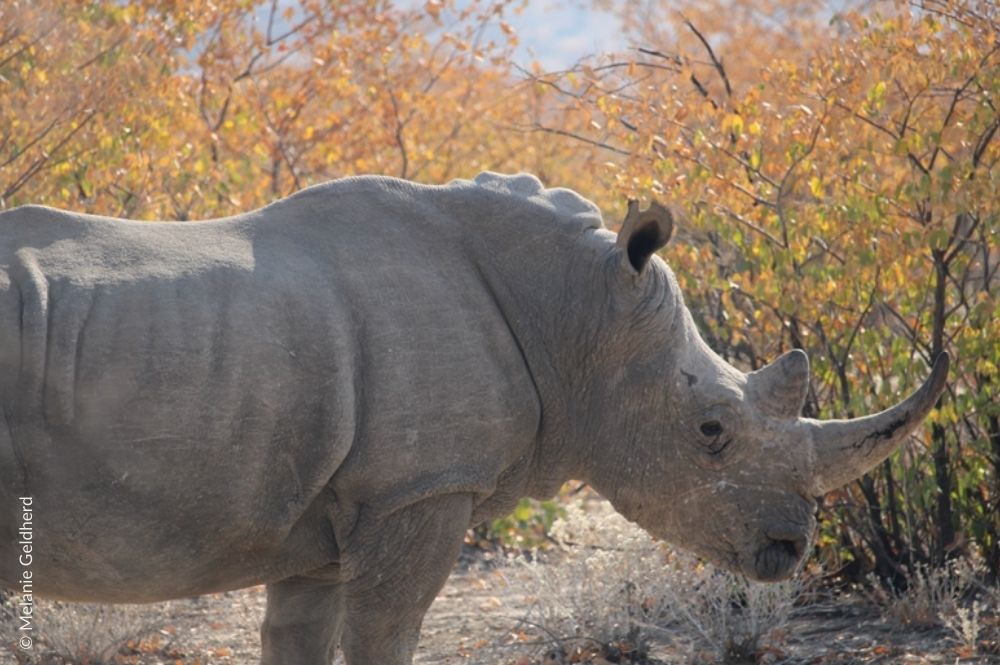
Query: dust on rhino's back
0,193,539,600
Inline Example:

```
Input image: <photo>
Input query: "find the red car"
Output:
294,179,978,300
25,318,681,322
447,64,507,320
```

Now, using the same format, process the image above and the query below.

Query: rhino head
577,201,949,582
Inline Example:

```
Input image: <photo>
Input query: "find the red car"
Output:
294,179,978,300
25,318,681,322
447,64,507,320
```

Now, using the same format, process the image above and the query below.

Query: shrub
0,597,167,665
496,500,801,664
868,559,979,628
470,498,567,549
672,571,799,665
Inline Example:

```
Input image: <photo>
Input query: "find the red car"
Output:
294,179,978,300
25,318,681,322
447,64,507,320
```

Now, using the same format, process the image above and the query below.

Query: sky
389,0,628,70
501,2,625,70
266,1,628,71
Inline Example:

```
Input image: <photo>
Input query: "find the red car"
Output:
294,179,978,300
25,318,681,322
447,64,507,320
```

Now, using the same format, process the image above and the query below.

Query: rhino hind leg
260,576,344,665
339,493,474,665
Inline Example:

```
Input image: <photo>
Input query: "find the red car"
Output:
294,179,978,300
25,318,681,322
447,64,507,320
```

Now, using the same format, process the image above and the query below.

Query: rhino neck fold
467,234,623,496
571,258,691,518
478,244,688,506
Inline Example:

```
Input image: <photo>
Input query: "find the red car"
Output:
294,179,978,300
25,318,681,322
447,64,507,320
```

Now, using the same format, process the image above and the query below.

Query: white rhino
0,173,947,664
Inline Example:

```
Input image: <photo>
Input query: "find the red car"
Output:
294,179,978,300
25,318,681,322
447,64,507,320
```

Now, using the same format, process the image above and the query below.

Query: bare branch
0,118,59,168
527,123,631,156
929,70,986,171
387,87,409,179
909,1,974,28
1,109,98,201
265,0,278,44
776,109,827,249
0,21,56,71
591,60,681,75
77,34,127,71
711,203,785,247
681,15,733,99
636,47,682,66
266,11,318,46
233,51,265,83
837,278,879,373
972,117,999,169
689,73,714,106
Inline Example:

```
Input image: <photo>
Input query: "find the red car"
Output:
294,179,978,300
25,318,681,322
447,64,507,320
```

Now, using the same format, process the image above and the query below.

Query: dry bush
869,559,979,628
672,571,798,664
942,563,1000,654
493,500,801,664
519,503,677,648
942,600,983,653
0,597,168,664
867,558,1000,656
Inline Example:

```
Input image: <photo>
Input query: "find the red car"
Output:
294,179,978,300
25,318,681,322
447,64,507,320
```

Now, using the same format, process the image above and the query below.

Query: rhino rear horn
747,349,810,418
808,352,950,494
617,199,674,273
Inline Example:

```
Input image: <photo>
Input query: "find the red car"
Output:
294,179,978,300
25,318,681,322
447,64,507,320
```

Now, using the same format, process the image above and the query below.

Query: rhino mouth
752,534,807,581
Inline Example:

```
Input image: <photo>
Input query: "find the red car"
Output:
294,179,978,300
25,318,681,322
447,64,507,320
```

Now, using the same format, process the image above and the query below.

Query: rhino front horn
808,352,949,495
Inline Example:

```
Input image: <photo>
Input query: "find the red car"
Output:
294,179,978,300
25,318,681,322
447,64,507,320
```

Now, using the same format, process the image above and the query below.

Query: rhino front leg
339,493,473,665
260,576,344,665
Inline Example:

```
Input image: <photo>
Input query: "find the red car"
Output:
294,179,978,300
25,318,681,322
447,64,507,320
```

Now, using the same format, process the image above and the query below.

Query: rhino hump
462,171,605,231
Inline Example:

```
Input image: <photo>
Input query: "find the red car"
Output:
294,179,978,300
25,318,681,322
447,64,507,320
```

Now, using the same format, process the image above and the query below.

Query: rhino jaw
807,352,950,495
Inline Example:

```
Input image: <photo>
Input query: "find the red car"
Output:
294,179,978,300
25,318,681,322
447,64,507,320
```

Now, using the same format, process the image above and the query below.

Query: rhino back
0,183,541,599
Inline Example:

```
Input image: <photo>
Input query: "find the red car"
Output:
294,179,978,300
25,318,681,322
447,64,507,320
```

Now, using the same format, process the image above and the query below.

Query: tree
1,0,548,219
531,0,999,581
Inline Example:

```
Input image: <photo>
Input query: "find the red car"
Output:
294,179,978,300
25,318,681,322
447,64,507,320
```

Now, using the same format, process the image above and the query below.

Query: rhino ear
617,199,674,274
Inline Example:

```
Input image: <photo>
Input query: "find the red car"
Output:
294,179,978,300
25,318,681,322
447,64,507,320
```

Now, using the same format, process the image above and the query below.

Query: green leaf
928,228,950,250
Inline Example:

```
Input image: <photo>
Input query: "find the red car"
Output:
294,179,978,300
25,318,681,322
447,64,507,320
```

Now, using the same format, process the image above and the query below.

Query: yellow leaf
722,113,744,135
809,176,823,197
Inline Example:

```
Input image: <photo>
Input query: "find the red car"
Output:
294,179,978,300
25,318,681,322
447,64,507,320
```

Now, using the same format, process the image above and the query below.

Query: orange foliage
0,0,570,219
540,0,999,578
2,0,997,579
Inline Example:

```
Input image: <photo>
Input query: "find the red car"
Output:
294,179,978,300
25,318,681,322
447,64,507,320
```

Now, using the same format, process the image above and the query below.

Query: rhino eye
700,420,723,437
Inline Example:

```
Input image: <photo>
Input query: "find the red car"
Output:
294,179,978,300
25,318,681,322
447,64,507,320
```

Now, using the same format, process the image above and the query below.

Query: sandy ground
4,546,998,665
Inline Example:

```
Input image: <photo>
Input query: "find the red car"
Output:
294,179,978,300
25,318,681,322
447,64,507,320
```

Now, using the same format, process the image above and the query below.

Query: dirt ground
7,545,995,665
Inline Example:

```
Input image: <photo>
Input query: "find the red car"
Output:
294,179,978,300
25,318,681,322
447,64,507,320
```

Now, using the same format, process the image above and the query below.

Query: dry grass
866,557,1000,658
0,597,168,664
480,500,802,664
868,558,988,628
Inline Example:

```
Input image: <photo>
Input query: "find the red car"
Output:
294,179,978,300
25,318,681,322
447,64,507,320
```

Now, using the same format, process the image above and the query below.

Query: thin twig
711,203,785,247
529,124,631,156
682,15,732,99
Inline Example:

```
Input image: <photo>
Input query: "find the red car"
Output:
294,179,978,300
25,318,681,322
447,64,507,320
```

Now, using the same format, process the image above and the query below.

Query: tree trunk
930,248,955,564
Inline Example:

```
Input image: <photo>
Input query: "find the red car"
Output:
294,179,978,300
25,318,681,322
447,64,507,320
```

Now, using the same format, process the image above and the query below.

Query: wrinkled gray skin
0,173,948,664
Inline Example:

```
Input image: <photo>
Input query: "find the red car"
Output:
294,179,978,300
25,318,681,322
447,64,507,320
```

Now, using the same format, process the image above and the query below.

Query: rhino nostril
755,536,807,581
774,537,806,559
